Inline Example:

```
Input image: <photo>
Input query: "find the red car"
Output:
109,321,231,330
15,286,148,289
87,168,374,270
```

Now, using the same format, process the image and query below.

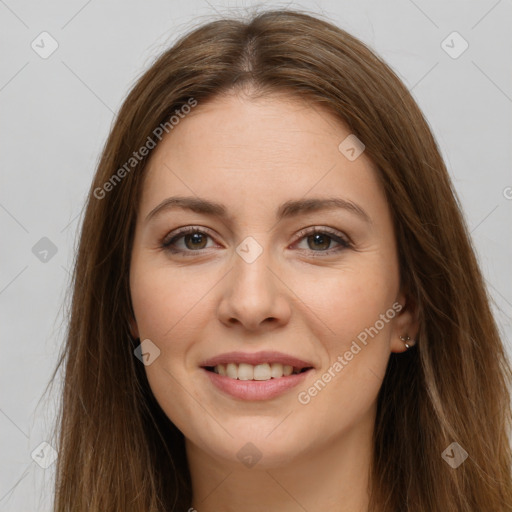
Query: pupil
186,233,206,249
309,233,330,250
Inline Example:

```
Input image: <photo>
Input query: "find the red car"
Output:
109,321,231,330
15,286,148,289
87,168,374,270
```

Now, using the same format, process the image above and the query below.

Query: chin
188,423,308,470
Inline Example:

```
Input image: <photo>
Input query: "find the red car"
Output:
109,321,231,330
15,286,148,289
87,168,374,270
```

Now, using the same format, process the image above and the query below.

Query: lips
199,351,315,400
199,350,314,371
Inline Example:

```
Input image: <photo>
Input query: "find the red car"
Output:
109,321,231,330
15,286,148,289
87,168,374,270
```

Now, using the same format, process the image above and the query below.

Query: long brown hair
51,9,512,511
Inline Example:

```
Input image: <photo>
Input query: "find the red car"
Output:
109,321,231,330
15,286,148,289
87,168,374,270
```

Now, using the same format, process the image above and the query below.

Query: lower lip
202,368,312,401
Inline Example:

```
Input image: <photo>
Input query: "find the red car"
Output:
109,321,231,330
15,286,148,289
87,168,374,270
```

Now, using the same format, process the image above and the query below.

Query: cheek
130,261,216,432
130,259,214,341
291,258,398,345
288,256,398,413
290,274,393,440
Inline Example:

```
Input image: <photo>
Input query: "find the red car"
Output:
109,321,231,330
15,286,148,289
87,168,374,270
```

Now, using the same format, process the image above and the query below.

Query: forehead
140,92,385,219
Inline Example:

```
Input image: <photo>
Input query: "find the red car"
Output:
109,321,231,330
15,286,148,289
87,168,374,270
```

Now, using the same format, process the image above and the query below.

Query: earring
399,335,414,350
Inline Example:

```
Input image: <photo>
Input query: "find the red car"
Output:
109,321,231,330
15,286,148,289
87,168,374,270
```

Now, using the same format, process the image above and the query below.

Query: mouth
203,362,313,381
199,351,315,394
200,350,314,379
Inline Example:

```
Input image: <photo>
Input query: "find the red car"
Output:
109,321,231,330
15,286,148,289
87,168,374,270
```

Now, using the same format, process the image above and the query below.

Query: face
129,92,417,468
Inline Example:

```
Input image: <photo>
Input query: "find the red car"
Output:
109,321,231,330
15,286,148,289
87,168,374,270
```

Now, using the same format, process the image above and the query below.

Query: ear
390,289,420,353
129,315,140,340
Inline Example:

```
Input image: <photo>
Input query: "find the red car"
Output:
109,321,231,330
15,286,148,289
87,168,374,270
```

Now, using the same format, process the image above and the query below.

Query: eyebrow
145,195,372,225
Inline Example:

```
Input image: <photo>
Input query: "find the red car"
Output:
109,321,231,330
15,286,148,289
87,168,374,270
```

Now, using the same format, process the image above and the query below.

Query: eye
293,227,352,256
161,226,216,254
161,226,352,256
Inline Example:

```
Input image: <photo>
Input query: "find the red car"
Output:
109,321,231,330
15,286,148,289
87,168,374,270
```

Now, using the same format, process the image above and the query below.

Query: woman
51,9,512,512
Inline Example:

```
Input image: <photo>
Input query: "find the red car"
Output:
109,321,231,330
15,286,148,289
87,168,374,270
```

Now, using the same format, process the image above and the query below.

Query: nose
216,245,292,332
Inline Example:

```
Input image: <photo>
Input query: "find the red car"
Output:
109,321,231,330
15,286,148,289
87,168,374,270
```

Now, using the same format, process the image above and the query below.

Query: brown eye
162,227,215,254
182,232,208,250
294,228,351,255
162,226,351,257
306,233,332,251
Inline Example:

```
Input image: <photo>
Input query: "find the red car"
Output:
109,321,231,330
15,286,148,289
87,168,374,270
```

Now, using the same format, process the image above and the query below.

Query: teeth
237,363,253,381
254,363,271,381
212,362,299,380
226,363,238,379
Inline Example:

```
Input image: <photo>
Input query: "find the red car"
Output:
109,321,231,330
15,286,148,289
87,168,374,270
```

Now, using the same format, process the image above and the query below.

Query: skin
129,91,419,512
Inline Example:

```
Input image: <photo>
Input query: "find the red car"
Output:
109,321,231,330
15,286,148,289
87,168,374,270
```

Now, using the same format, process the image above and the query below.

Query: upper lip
200,351,315,370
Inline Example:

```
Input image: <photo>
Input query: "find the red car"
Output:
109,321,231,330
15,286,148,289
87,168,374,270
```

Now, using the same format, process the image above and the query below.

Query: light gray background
1,0,511,509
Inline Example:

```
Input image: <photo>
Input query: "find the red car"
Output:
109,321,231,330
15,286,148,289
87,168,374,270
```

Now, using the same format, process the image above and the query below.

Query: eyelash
161,226,352,257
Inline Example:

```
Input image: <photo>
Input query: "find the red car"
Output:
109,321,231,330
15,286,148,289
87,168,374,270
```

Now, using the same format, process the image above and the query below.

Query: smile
200,351,315,400
205,362,310,380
